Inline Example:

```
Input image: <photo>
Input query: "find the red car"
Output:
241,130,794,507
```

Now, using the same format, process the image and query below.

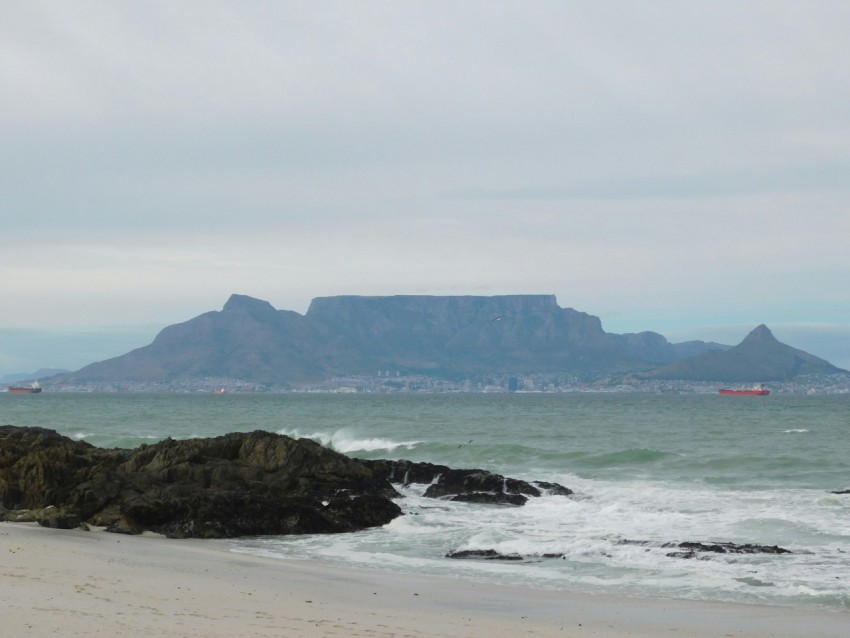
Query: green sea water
3,392,849,609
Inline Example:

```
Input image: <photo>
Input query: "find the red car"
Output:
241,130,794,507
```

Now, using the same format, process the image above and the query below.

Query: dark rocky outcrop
0,425,401,538
446,549,568,561
447,541,793,563
33,505,83,529
360,458,572,506
530,481,575,497
666,542,792,559
0,426,572,538
449,492,528,506
618,539,793,559
831,489,850,495
446,549,525,560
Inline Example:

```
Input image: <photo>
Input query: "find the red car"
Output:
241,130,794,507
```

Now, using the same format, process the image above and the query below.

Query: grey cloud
1,1,849,371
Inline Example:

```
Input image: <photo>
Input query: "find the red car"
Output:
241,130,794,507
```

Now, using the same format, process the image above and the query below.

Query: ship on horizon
718,384,770,396
7,381,42,394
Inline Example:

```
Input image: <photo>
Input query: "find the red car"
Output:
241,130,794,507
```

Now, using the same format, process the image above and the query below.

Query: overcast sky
2,1,849,374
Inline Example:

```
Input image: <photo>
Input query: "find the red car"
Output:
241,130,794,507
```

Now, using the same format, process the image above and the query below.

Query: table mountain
53,294,725,385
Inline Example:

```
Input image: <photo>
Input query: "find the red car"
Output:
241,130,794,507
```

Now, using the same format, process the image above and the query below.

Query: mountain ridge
49,294,844,387
639,324,845,381
1,368,70,385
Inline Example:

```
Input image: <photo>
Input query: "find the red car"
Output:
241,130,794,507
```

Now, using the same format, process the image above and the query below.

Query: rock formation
0,426,570,538
0,426,400,538
446,541,793,562
361,458,573,505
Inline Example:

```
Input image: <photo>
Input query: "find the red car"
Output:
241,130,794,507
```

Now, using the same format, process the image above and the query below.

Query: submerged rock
532,481,575,497
446,549,525,560
666,541,793,559
449,492,528,506
618,539,793,559
361,458,573,505
450,541,794,564
446,549,566,561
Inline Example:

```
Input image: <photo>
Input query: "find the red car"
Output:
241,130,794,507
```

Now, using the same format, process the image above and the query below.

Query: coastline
2,522,847,637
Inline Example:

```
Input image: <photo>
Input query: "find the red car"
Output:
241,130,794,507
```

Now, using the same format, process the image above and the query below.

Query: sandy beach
1,522,847,637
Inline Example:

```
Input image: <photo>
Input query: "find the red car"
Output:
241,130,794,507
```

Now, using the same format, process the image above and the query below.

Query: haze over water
3,391,849,609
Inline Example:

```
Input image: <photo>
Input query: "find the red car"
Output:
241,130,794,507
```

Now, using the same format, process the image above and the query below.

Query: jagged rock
422,471,537,498
446,549,567,561
450,541,794,563
446,549,524,560
831,489,850,495
618,539,793,559
13,510,37,523
0,425,401,539
449,492,528,506
361,459,572,504
533,481,574,496
667,542,792,559
104,515,145,535
118,431,397,499
1,425,569,538
323,495,405,531
361,459,453,485
0,505,37,522
34,505,82,530
0,426,128,518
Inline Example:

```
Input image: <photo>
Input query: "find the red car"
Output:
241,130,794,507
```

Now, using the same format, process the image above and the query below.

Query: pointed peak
740,324,777,344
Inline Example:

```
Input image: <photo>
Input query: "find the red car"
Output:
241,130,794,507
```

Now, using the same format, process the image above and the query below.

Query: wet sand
2,522,847,637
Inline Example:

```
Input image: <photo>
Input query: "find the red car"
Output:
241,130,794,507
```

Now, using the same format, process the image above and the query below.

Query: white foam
275,427,422,454
232,476,850,608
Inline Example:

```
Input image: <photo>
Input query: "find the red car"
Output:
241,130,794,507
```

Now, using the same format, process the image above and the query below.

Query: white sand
2,522,847,637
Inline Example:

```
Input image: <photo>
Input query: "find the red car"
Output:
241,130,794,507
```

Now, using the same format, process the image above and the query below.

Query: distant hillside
1,369,69,384
640,324,846,382
52,294,726,386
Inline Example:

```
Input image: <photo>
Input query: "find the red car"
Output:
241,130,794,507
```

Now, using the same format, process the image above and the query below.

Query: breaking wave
276,427,422,454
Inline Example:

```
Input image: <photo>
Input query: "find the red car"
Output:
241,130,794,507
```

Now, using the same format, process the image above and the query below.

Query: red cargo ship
718,385,769,396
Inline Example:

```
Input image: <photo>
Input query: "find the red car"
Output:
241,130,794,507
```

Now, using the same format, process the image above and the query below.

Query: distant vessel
718,385,769,396
214,388,226,395
8,381,42,394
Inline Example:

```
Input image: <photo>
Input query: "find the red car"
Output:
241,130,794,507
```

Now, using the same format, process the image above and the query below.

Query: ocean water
3,392,849,610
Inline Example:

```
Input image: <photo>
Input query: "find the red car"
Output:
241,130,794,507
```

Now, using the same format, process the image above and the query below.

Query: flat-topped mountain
49,295,844,387
53,294,727,386
639,324,845,382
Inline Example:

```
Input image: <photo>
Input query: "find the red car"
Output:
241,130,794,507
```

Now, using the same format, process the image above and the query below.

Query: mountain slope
641,324,846,381
55,294,724,385
64,295,330,384
1,369,69,384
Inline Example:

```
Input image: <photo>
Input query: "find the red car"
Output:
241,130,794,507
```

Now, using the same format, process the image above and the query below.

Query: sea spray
275,426,422,454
